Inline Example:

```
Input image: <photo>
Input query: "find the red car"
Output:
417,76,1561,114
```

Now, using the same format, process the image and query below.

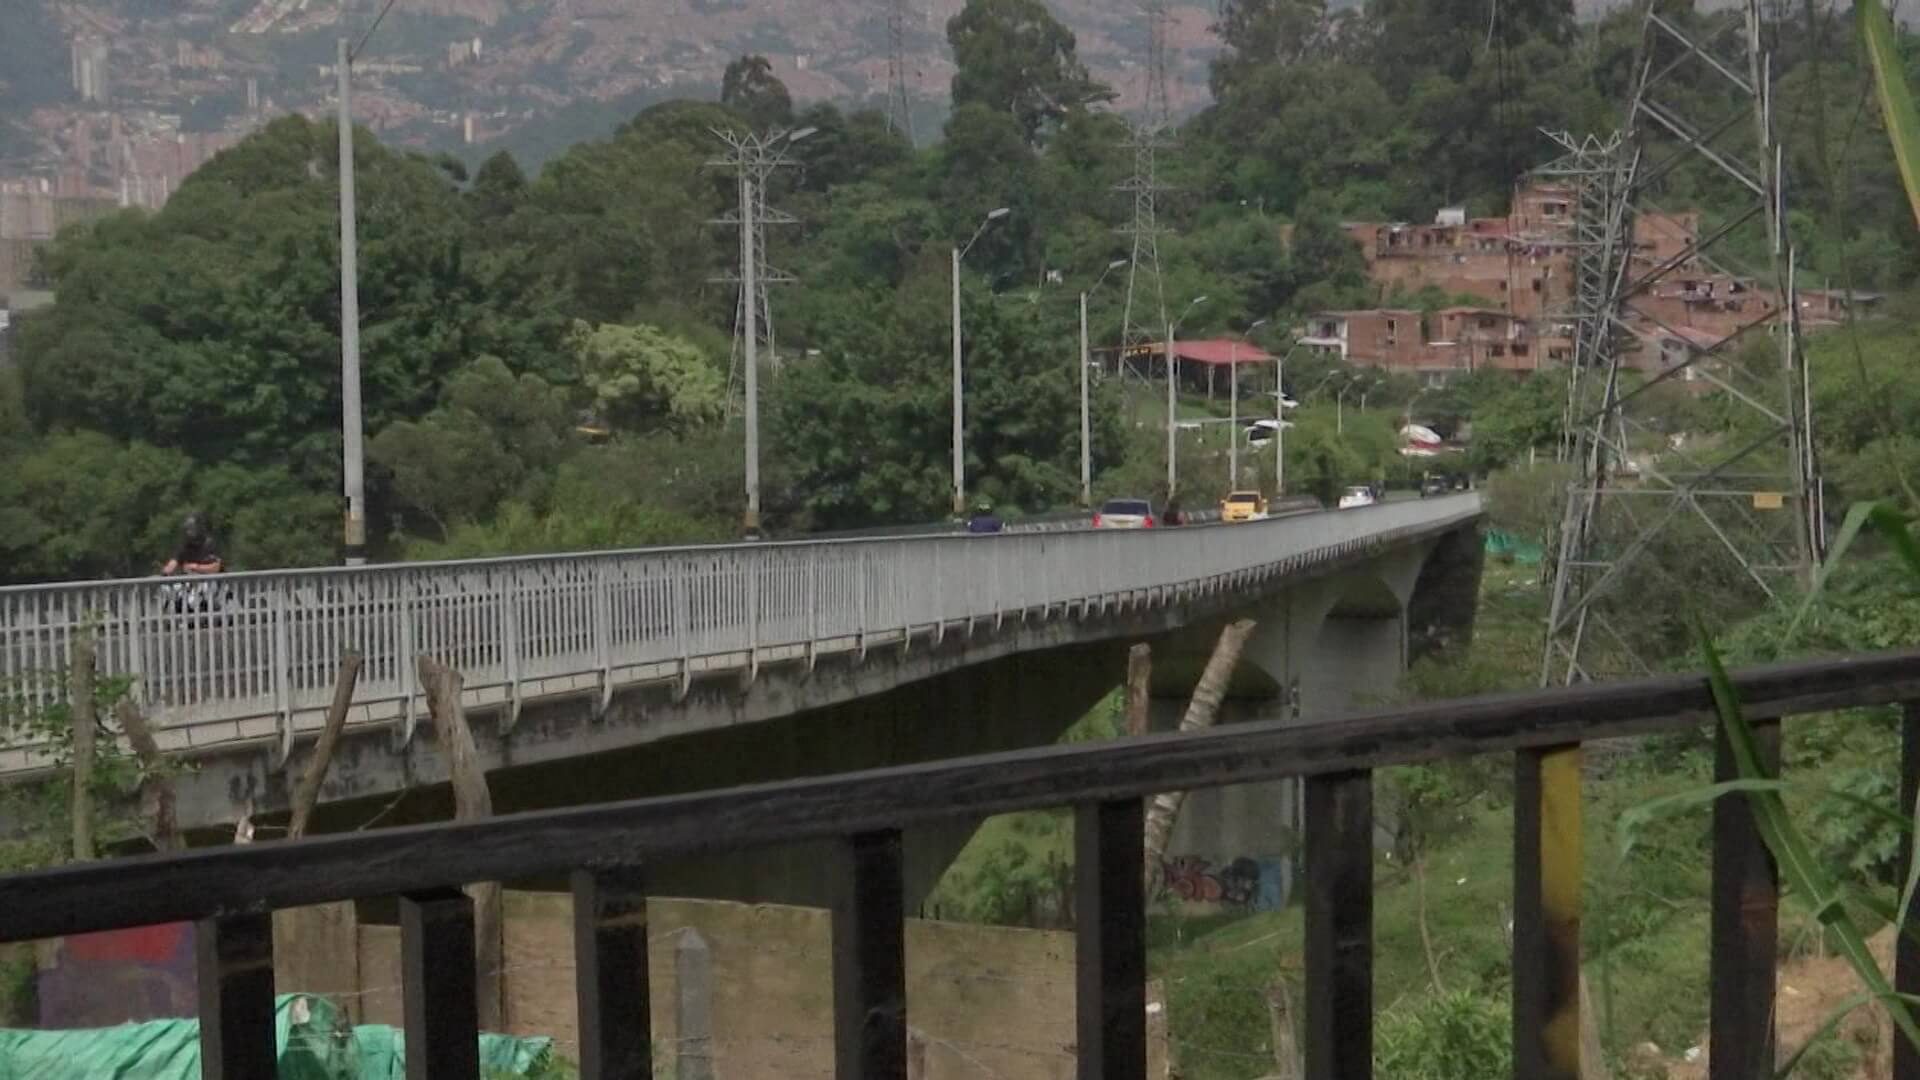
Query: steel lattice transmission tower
884,0,915,142
1116,1,1174,379
1538,0,1822,685
708,128,808,407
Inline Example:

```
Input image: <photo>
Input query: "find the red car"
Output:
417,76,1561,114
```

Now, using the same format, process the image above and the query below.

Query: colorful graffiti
36,922,196,1028
1159,855,1290,911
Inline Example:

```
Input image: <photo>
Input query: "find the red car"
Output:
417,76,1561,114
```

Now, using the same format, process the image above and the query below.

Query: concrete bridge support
1149,533,1482,912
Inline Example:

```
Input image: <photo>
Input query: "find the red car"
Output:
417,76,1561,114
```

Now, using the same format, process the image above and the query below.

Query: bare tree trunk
1125,643,1151,737
114,698,179,853
1265,979,1302,1080
1142,619,1257,890
1414,856,1445,993
287,651,365,841
418,655,502,1031
68,628,97,862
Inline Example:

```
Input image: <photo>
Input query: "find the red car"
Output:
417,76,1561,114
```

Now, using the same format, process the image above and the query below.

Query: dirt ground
1652,928,1896,1080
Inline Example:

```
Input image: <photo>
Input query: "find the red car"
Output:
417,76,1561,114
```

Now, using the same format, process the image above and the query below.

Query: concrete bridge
0,494,1484,905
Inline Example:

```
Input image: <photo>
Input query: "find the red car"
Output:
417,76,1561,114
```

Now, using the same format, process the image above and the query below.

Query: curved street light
1228,318,1268,489
1166,295,1209,498
1079,257,1131,506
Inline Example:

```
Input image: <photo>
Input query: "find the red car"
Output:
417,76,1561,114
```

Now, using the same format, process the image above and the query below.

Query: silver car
1094,498,1156,529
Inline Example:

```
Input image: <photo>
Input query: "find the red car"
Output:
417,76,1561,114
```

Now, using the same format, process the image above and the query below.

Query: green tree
946,0,1113,145
720,55,794,131
371,356,573,538
0,433,193,583
568,321,726,433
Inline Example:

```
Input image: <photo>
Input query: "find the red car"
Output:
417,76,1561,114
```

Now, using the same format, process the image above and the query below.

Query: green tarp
1485,529,1544,565
0,994,555,1080
0,994,355,1080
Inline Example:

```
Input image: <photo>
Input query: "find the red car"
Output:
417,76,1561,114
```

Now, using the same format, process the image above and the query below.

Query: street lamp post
1166,296,1208,499
337,36,366,565
1079,258,1128,507
1274,340,1302,497
1229,318,1268,489
952,207,1010,516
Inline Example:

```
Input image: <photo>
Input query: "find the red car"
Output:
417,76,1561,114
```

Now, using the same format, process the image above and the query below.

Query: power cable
351,0,403,63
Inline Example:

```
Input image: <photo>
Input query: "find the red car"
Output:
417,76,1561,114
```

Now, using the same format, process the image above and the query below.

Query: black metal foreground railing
6,649,1920,1079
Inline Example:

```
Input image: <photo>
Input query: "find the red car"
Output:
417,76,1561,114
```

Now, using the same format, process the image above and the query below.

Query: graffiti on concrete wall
36,922,196,1028
1158,855,1291,912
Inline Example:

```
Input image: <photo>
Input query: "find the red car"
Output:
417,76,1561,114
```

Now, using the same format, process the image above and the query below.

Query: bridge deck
0,494,1481,775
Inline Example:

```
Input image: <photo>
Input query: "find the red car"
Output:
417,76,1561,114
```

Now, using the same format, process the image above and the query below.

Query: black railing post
1898,701,1920,1080
833,829,907,1080
1710,715,1779,1080
1305,769,1372,1080
401,888,481,1080
573,866,652,1080
1513,744,1582,1080
195,912,276,1080
1076,798,1147,1080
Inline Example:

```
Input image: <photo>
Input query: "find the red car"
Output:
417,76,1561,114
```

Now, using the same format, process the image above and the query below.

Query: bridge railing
2,648,1918,1078
0,494,1479,769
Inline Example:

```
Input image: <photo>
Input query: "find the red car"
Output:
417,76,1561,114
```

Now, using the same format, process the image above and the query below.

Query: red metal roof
1163,339,1278,365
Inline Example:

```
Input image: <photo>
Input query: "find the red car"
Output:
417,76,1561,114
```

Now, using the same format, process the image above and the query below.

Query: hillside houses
1297,184,1862,384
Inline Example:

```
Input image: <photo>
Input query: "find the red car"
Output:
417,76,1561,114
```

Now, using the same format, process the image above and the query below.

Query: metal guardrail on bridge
2,647,1917,1079
0,494,1480,774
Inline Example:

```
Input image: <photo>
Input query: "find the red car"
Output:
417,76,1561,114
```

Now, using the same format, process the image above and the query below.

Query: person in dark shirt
162,512,224,575
965,499,1003,534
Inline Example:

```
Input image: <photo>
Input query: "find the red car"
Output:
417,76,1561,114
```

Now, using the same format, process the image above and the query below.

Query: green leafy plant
1375,990,1512,1079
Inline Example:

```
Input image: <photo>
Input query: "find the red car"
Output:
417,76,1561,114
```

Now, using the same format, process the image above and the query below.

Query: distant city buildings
71,39,111,104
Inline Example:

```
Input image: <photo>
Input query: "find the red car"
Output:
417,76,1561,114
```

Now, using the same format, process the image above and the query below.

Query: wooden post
1513,744,1582,1080
68,626,97,861
1125,644,1151,738
1076,798,1146,1080
1265,980,1301,1080
1143,619,1256,887
1304,769,1372,1080
418,655,502,1031
288,650,364,840
195,912,276,1080
1899,701,1920,1080
1710,717,1778,1080
573,867,652,1080
114,698,179,852
401,888,481,1080
833,829,907,1080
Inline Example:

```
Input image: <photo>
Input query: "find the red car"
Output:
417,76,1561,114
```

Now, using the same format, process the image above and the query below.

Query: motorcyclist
162,512,225,576
965,498,1004,534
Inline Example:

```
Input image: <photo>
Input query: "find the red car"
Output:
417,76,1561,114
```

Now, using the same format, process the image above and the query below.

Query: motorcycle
157,568,230,617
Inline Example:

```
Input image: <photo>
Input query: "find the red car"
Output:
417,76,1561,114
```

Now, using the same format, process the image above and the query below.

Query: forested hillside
2,0,1913,583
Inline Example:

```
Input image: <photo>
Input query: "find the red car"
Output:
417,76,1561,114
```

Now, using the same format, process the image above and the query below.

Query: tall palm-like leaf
1860,0,1920,233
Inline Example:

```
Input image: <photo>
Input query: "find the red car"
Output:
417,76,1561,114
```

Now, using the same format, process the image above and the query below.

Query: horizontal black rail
4,647,1920,1079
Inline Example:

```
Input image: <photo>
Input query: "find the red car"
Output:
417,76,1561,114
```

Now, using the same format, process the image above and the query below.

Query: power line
351,0,403,62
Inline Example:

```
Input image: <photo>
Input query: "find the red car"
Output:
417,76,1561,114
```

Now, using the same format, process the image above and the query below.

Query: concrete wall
295,893,1172,1080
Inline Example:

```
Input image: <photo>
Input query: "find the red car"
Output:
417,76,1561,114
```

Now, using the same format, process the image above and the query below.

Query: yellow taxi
1221,490,1268,522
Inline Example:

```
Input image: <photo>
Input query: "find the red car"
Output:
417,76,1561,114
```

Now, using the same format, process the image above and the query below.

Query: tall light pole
1079,258,1128,507
337,36,365,565
1274,340,1302,496
1229,318,1267,489
740,175,760,535
953,207,1010,516
1165,295,1207,499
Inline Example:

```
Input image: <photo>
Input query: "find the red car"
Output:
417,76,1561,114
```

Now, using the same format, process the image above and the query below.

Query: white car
1094,498,1156,529
1337,485,1377,510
